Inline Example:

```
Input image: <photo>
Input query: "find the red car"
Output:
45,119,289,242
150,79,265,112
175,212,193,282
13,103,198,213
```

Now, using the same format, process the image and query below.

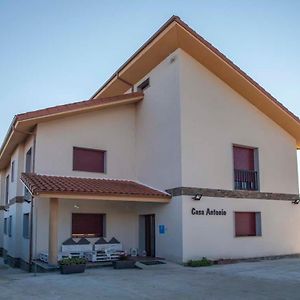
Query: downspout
28,130,36,272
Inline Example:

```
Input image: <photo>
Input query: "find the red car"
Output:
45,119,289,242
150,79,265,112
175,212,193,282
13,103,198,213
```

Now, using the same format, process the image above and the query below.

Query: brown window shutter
233,146,254,171
73,147,105,173
235,212,256,236
72,214,104,237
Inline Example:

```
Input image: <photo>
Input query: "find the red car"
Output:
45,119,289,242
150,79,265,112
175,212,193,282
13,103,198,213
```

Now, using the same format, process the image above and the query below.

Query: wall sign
159,225,166,234
191,208,227,216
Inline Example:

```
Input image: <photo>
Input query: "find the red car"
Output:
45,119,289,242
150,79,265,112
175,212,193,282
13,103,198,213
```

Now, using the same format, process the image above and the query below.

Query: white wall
32,198,183,262
0,171,4,250
136,197,183,262
34,198,141,257
1,136,34,260
182,195,300,261
178,49,299,194
135,50,182,191
35,105,137,180
3,203,22,258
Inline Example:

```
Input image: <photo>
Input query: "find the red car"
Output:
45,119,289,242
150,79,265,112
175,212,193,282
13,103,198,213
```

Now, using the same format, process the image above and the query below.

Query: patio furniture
84,237,125,262
61,238,93,258
38,251,70,263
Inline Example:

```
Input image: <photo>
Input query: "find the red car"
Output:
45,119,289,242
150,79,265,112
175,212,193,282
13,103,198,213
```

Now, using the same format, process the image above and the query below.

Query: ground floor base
2,195,300,268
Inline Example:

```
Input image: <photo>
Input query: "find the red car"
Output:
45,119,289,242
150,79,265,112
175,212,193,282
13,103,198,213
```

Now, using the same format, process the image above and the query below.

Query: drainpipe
28,131,36,272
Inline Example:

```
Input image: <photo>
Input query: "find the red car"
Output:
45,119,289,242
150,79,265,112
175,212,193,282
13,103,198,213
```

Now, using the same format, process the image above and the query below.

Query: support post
48,198,58,266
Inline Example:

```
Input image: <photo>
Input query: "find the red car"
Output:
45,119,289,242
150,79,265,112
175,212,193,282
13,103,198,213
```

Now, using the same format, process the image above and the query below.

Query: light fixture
192,194,202,201
292,199,300,205
74,204,80,209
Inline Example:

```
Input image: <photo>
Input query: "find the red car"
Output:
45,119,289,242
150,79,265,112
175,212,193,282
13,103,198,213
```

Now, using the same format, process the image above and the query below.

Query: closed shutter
233,146,254,171
72,214,104,237
235,212,256,236
73,147,105,173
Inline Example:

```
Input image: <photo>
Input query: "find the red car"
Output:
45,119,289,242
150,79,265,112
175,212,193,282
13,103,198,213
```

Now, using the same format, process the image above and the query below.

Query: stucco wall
34,198,140,257
35,105,137,180
31,198,183,262
182,195,300,261
3,203,22,258
136,197,183,262
2,136,34,260
135,50,182,190
178,49,299,194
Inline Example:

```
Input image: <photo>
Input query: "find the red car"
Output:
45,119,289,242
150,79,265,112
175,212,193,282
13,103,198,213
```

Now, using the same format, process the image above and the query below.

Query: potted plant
59,257,87,274
113,254,136,269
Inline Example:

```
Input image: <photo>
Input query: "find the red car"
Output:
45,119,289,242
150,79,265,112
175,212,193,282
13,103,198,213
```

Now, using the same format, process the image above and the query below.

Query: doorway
139,214,155,257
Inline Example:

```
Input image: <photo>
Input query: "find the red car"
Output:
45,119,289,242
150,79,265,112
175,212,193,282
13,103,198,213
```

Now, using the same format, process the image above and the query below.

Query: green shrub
186,257,212,267
59,257,87,266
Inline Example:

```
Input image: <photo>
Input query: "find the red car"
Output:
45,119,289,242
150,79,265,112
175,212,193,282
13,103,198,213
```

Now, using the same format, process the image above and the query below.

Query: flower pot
113,260,136,269
60,264,86,274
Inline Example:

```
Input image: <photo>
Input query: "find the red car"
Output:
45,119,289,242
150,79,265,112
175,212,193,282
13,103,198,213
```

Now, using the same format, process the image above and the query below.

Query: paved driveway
1,258,300,299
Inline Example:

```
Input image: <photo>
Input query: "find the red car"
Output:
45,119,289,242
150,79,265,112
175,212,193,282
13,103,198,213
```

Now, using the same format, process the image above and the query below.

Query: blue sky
0,1,299,153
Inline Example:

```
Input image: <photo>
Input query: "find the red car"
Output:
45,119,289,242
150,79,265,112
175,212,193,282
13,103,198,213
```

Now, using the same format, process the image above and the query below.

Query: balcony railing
234,169,258,191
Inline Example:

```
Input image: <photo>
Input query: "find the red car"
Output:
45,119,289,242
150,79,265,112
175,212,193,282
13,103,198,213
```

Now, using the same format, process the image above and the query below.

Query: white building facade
1,16,300,270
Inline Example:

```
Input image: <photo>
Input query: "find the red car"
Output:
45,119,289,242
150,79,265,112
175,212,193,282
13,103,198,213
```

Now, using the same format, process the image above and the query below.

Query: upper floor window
5,175,9,205
25,148,32,173
73,147,106,173
233,145,259,191
11,161,15,182
137,78,150,92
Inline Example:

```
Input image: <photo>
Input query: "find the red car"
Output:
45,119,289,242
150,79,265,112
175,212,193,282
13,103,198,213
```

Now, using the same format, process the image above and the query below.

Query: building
1,16,300,270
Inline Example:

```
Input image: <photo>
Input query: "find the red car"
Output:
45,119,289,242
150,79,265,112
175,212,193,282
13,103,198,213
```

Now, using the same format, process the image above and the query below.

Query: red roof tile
21,173,171,199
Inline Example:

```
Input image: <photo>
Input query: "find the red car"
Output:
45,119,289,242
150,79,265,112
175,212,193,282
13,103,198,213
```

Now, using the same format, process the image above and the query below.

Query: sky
0,0,300,167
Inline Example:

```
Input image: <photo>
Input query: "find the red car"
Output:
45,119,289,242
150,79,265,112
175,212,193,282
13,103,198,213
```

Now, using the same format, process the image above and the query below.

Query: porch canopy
21,173,171,265
21,173,171,203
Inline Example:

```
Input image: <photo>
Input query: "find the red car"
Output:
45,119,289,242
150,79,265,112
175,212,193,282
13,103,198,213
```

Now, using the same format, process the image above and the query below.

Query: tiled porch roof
21,173,171,200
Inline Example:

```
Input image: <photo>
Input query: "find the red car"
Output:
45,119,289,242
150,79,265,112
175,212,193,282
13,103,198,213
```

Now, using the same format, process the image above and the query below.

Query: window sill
235,235,262,238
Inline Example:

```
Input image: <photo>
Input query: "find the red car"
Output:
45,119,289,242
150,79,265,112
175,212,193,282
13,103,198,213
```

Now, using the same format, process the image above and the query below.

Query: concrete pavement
0,258,300,299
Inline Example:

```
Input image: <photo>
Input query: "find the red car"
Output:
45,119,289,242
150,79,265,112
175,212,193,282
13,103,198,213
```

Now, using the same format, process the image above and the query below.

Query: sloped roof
0,92,143,169
91,16,300,148
21,173,171,202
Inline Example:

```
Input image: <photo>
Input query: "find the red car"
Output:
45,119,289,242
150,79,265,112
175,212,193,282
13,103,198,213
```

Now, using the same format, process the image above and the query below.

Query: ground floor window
235,212,261,237
23,213,30,239
72,213,106,237
4,218,7,235
8,216,12,237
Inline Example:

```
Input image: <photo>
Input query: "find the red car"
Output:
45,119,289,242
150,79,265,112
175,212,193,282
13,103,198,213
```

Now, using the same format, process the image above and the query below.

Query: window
11,161,15,182
25,148,32,173
137,78,150,91
4,218,7,235
233,145,258,191
73,147,106,173
235,212,261,237
5,175,9,205
72,213,105,237
23,213,30,239
8,216,12,237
